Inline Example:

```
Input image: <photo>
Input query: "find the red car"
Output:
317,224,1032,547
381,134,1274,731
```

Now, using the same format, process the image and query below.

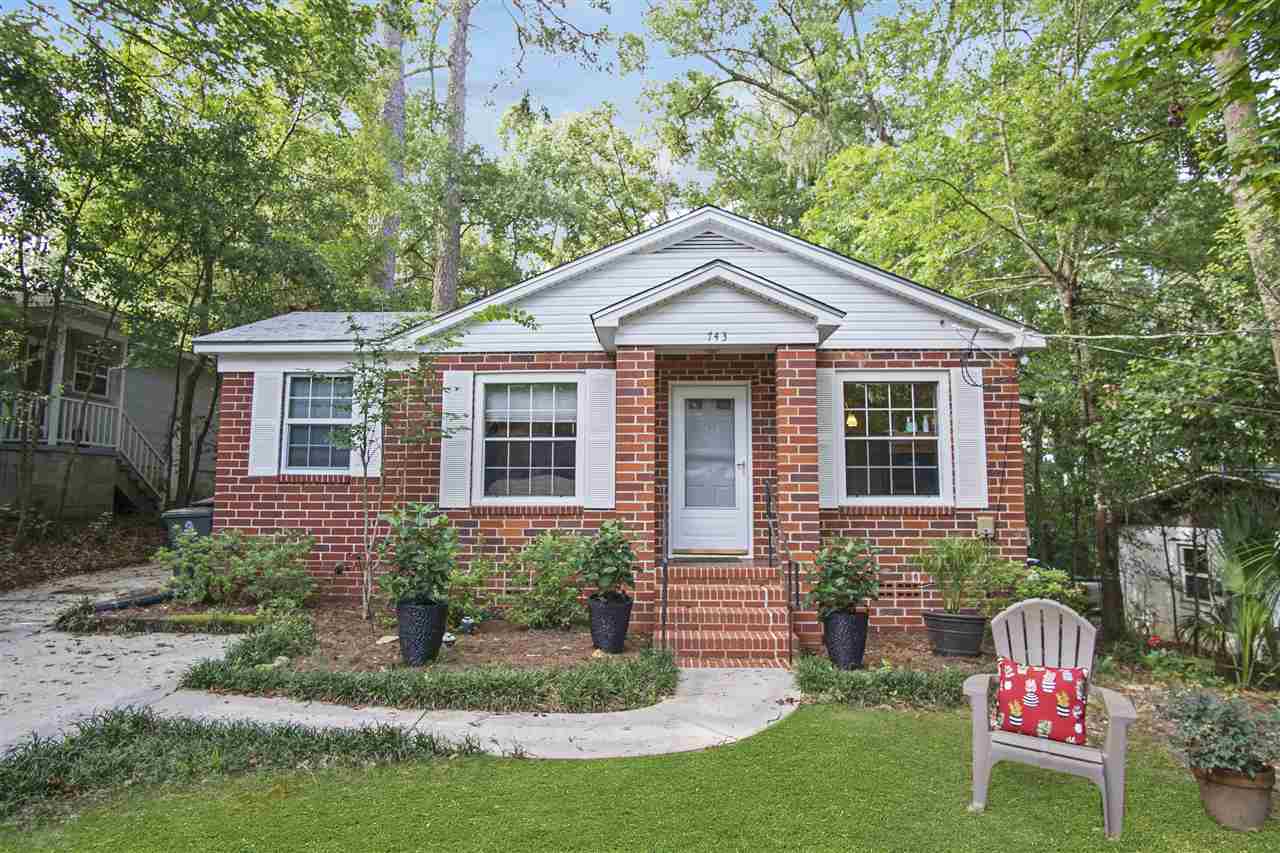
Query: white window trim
280,373,355,475
834,369,954,507
470,371,588,507
72,350,111,399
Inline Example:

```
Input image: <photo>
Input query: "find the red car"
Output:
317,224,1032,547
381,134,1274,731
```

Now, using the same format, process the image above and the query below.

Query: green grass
4,706,1276,851
183,647,679,713
0,709,477,826
795,655,968,707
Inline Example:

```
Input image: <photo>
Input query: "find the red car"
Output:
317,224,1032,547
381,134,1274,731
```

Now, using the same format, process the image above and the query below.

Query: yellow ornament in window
846,413,859,428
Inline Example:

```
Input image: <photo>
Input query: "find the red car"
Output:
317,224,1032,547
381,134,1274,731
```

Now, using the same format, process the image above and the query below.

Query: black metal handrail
658,516,671,654
764,478,797,666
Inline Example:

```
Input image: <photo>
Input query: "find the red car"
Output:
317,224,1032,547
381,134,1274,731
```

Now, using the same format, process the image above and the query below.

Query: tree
431,0,474,312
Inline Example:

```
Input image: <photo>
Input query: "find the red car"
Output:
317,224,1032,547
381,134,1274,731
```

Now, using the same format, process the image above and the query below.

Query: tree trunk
432,0,472,314
1212,20,1280,383
376,3,407,293
185,372,221,503
173,354,208,507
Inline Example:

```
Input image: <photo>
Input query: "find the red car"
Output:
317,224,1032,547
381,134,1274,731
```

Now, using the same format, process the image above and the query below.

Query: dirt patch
0,517,166,594
292,608,645,673
861,629,994,676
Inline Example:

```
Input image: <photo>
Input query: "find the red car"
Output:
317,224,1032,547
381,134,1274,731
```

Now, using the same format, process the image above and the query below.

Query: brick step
667,629,791,655
662,605,789,630
663,564,782,584
675,656,790,669
662,583,786,606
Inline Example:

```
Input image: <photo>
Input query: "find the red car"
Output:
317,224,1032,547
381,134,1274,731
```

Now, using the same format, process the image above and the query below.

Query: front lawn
5,706,1275,852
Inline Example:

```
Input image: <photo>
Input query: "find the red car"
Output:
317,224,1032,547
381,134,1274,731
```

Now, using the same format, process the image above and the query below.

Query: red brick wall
654,352,776,560
214,347,1028,634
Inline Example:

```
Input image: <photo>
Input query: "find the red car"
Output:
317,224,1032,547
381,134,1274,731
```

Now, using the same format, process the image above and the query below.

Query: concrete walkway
0,565,233,753
153,667,800,759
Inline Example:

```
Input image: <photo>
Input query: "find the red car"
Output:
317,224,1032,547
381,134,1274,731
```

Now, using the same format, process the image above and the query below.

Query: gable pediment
590,260,845,351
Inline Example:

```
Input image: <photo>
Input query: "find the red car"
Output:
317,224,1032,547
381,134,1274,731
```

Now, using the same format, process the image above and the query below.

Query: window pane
532,385,555,411
892,467,914,495
554,441,574,467
508,384,532,414
332,447,350,468
552,470,575,497
844,407,867,436
868,442,890,466
916,410,937,436
507,467,531,496
685,397,736,508
312,377,332,398
333,377,353,398
889,384,913,408
484,441,506,467
484,469,508,497
288,445,308,467
291,377,311,398
554,421,576,437
917,467,940,496
485,385,508,414
288,399,309,418
913,383,936,408
843,383,866,409
867,384,889,408
531,415,554,437
486,419,507,437
868,468,891,495
867,411,890,436
508,420,530,437
555,384,577,416
531,443,552,467
914,441,938,468
890,441,914,466
846,439,867,466
509,442,530,468
530,469,553,496
847,467,868,496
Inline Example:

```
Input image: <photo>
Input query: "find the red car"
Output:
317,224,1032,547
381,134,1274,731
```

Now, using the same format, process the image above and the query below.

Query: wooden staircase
661,561,794,668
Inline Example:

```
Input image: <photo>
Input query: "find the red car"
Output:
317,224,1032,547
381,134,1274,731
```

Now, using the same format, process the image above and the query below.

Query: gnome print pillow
994,658,1089,745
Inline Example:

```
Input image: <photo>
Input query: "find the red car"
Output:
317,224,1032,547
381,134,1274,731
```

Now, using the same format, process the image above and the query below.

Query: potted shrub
1163,690,1280,831
376,503,457,666
805,538,880,669
580,521,636,653
917,537,999,657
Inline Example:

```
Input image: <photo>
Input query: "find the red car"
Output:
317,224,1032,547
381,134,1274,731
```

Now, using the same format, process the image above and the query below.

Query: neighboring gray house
1,300,217,517
1118,471,1280,638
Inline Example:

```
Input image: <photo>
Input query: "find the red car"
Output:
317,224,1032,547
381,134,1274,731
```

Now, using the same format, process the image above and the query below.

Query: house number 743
707,331,729,342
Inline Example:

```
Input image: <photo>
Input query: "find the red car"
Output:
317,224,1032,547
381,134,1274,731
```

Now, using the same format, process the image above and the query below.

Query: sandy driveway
0,565,232,753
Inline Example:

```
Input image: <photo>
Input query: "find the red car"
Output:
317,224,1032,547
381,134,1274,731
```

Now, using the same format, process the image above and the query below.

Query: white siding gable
450,235,1015,353
613,281,817,347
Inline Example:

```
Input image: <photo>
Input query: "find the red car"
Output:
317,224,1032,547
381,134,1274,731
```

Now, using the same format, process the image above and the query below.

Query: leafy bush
0,708,477,823
183,649,678,713
223,615,317,668
579,521,636,602
375,503,457,606
1009,567,1090,614
1162,689,1280,777
795,656,967,708
915,537,1002,613
448,558,497,629
1139,648,1221,687
157,528,315,608
806,538,879,617
506,532,585,629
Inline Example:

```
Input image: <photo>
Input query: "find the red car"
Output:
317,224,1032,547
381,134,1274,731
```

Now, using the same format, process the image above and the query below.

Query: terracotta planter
1192,767,1275,831
923,610,986,657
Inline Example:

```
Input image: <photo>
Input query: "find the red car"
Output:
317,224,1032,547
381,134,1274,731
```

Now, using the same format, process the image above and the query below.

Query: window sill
461,504,587,517
829,502,956,517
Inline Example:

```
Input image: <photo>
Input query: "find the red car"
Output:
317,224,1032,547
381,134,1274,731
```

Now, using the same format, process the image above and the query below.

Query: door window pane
685,397,736,507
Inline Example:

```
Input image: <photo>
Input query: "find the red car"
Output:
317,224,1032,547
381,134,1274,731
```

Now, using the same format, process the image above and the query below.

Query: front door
670,384,751,555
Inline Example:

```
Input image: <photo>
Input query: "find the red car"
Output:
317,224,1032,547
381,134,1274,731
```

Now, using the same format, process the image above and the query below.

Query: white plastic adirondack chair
964,599,1138,839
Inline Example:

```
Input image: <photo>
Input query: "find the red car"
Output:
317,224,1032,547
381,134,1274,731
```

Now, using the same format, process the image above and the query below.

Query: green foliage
505,532,586,629
1007,567,1091,615
579,521,636,602
1138,649,1222,687
915,538,1002,614
805,538,880,618
1162,689,1280,777
795,656,967,709
375,503,457,606
182,649,678,714
0,708,473,824
157,528,315,608
223,616,318,669
447,559,497,629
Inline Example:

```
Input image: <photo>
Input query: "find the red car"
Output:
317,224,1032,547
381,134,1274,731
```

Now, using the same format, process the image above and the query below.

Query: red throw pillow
994,657,1089,745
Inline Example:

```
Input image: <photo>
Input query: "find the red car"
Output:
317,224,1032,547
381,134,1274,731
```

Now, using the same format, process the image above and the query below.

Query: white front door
670,384,751,555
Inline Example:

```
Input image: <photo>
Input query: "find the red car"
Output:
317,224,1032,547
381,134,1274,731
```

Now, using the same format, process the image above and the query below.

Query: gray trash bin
161,505,214,547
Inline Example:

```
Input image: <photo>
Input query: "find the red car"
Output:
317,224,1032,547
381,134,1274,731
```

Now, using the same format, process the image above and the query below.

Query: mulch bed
292,608,644,674
0,516,166,593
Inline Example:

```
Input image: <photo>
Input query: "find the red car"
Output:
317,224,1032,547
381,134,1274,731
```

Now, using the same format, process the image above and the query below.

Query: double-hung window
474,375,583,502
1181,545,1218,600
282,375,353,471
73,350,110,397
839,373,950,503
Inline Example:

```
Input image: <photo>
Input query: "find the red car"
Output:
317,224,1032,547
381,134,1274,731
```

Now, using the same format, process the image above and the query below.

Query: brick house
193,207,1044,665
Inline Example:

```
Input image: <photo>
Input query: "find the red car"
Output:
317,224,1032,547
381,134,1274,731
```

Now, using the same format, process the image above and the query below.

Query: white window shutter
350,395,383,478
951,367,989,508
248,371,283,476
816,368,838,508
583,369,616,509
438,371,473,507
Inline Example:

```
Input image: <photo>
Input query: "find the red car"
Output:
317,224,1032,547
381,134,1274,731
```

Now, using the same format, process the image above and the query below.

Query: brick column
774,345,819,566
615,346,658,631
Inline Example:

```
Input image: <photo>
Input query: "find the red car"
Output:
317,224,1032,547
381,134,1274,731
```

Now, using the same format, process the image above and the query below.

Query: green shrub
157,528,315,608
183,649,678,714
806,538,879,618
506,532,585,629
375,503,458,606
448,558,497,629
1162,689,1280,776
223,615,317,668
795,656,967,708
579,521,636,602
1009,567,1090,614
0,708,477,823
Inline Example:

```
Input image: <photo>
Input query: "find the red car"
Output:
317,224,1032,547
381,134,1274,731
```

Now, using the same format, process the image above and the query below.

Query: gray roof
195,312,426,345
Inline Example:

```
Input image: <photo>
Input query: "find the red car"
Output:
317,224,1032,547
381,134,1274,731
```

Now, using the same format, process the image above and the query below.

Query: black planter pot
397,600,449,666
824,610,869,670
588,594,633,653
923,610,986,657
